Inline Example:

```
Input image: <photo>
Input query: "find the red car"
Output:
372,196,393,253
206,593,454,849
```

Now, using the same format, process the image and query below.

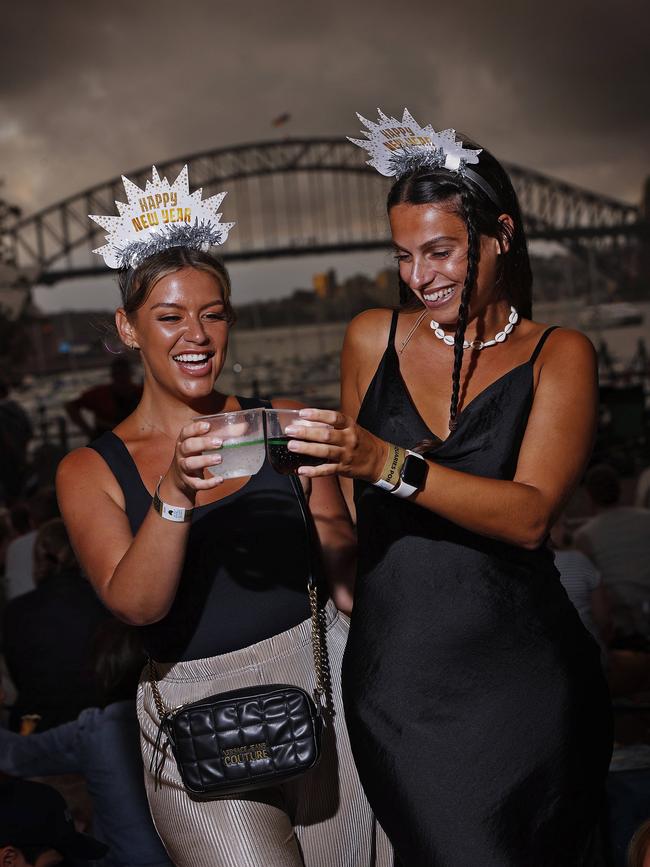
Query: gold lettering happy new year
131,192,191,232
381,126,432,152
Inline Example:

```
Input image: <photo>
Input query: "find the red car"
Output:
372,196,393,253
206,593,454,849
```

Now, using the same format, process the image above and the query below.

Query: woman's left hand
285,408,388,481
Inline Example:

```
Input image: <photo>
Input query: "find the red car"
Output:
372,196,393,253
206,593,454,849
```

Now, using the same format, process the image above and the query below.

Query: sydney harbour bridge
2,137,646,285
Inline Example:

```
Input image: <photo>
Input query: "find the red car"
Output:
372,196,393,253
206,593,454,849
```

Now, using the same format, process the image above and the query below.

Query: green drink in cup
264,408,330,475
195,408,265,479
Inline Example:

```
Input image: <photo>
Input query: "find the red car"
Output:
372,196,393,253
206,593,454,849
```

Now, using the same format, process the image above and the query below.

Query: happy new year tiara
89,165,235,270
348,108,502,208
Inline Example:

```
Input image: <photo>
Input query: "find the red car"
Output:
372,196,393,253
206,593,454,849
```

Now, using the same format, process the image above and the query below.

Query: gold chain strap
308,583,330,704
149,587,330,722
148,657,167,722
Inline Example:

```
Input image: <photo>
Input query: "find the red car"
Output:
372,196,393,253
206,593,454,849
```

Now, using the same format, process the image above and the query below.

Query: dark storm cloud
1,0,648,215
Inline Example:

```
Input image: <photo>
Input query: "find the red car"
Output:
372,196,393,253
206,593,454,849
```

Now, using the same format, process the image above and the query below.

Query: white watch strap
374,477,399,492
391,451,425,499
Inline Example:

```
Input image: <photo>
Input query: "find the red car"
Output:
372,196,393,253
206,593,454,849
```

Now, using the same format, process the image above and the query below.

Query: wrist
159,474,196,509
153,477,195,523
372,439,391,482
372,441,407,490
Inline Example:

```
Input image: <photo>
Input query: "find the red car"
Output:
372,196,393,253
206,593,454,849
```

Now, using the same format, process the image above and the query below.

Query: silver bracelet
152,478,194,523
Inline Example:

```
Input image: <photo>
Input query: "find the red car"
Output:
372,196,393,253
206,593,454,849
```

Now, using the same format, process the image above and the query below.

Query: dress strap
238,394,270,410
529,326,559,365
388,310,399,348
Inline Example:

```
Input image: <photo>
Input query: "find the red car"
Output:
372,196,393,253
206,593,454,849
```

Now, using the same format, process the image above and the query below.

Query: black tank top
89,396,310,662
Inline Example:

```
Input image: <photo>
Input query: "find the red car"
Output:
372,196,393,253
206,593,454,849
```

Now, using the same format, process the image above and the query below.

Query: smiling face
389,199,507,328
117,266,230,403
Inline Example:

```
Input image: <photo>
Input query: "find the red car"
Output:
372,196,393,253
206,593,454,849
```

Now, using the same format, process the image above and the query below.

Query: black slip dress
342,313,613,867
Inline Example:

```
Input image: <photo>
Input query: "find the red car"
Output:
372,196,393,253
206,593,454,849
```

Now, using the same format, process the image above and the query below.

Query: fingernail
299,409,314,418
199,422,210,431
212,455,222,463
287,440,298,451
285,425,299,435
211,437,222,446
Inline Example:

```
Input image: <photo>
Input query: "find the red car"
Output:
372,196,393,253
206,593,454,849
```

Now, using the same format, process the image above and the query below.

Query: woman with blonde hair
57,167,391,867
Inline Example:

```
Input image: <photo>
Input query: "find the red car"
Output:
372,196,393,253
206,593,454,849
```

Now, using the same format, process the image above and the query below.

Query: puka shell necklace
430,306,519,350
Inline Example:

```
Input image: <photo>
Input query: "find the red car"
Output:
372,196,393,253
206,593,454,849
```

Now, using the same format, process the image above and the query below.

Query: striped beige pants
137,601,393,867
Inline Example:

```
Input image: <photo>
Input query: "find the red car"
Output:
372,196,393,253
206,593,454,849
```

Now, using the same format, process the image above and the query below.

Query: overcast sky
2,0,648,311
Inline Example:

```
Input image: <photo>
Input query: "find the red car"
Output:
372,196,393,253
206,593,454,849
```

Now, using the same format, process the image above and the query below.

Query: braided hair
387,140,532,433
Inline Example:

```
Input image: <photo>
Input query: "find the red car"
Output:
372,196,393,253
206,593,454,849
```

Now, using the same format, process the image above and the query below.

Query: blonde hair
628,819,650,867
117,246,235,324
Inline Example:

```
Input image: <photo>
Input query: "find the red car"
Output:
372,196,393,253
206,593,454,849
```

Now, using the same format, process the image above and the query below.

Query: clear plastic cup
264,408,330,475
195,408,265,479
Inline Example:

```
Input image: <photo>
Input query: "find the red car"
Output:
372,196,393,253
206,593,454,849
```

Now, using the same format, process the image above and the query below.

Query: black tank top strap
88,431,141,491
529,326,559,365
387,309,399,348
88,431,151,534
238,394,271,410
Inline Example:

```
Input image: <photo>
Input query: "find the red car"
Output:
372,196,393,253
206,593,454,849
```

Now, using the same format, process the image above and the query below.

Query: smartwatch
391,451,428,499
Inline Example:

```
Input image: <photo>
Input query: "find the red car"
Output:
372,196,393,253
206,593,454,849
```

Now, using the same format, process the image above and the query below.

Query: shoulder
536,326,596,367
527,326,597,395
57,444,112,485
343,308,394,353
56,444,125,511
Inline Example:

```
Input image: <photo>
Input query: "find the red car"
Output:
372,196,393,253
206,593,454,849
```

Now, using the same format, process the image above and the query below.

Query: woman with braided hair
284,114,613,866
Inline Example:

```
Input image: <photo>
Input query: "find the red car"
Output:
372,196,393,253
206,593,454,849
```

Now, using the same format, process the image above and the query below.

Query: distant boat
578,303,644,329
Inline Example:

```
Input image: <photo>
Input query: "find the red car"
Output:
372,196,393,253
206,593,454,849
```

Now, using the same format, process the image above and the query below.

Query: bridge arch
6,137,642,283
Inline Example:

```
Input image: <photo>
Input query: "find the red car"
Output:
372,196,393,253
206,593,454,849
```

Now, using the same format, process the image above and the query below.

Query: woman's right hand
162,420,224,504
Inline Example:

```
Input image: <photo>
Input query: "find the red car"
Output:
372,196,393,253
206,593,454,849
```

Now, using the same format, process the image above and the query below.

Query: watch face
401,454,428,488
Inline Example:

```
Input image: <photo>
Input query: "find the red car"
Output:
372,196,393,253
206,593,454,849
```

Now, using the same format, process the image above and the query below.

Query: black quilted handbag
148,476,329,796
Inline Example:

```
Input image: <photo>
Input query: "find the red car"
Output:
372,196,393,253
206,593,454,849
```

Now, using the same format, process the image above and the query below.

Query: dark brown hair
118,246,236,324
387,141,532,430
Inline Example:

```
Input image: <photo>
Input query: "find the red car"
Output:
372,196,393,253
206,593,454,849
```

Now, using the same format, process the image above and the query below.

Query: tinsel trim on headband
116,221,230,269
348,109,482,178
349,108,502,208
89,165,235,269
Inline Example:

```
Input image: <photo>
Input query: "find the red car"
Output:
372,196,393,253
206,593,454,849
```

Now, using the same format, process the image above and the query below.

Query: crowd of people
1,113,649,866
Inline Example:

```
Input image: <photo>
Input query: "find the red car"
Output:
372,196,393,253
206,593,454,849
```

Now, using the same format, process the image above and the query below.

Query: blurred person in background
65,358,142,441
0,621,171,867
0,380,33,506
4,487,59,601
575,464,650,639
634,466,650,510
0,515,12,597
3,518,109,731
0,777,107,867
550,518,611,650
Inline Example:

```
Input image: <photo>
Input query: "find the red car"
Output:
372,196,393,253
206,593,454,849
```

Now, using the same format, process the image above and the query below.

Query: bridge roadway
3,138,644,285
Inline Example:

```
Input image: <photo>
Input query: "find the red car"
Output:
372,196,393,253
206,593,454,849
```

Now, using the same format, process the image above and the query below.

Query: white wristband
152,478,194,523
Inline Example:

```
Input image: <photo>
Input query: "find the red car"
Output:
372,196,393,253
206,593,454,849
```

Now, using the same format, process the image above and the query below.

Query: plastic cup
264,408,330,475
195,408,265,479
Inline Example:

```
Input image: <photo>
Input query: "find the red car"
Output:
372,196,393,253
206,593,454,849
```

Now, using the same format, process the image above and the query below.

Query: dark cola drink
266,436,325,475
